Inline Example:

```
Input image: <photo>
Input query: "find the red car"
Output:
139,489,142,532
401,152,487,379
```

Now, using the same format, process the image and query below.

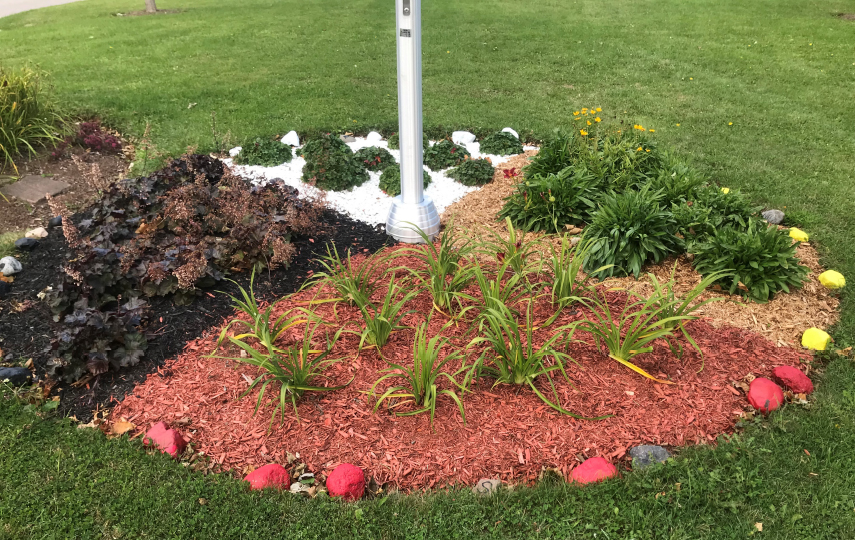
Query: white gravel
226,131,534,227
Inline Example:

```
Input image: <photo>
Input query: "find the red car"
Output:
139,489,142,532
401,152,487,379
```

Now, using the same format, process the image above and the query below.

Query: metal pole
386,0,440,243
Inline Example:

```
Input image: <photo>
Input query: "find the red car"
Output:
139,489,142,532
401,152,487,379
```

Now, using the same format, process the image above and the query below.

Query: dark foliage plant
478,131,523,156
691,221,808,302
378,164,430,196
354,146,395,172
423,139,469,171
498,166,599,233
301,133,368,191
582,187,684,279
446,158,494,187
235,137,293,166
45,155,316,382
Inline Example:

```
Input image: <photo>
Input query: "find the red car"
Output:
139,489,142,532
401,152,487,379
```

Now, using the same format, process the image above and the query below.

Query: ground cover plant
0,65,65,172
377,163,431,196
353,145,394,172
300,133,368,191
478,131,523,156
44,155,317,381
423,139,469,171
234,137,294,166
446,158,494,186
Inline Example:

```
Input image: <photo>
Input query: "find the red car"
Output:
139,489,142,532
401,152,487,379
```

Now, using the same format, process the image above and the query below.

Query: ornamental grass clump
476,217,543,281
370,321,468,425
0,65,65,173
582,187,684,279
301,133,368,191
446,158,495,186
546,236,611,323
354,275,419,349
302,244,387,309
378,164,431,196
423,139,469,170
691,221,808,302
211,321,349,425
499,166,600,233
354,146,394,172
235,137,294,166
478,131,523,156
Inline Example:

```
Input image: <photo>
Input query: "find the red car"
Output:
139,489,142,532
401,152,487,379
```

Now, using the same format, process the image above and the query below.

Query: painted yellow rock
818,270,845,290
801,328,831,351
789,228,809,242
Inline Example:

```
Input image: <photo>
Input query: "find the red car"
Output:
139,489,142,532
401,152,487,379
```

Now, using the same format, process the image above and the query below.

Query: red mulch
110,248,810,490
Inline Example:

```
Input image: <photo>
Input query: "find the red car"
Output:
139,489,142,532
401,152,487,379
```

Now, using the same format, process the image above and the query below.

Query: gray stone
48,216,63,228
0,367,31,386
339,135,356,143
0,281,10,299
0,256,22,276
629,445,670,469
762,209,785,225
14,238,39,250
0,175,70,204
472,478,501,496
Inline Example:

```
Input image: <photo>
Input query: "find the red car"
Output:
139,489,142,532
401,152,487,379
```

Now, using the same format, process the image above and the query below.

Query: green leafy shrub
45,155,316,382
354,146,395,172
671,201,715,246
446,158,494,186
645,158,707,207
301,133,368,191
691,222,808,302
1,65,65,173
478,131,523,156
235,137,294,166
378,164,431,196
423,139,469,171
498,166,599,233
692,186,760,231
582,187,684,279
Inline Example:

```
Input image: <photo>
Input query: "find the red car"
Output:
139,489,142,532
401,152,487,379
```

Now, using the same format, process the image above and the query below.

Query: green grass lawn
1,0,854,537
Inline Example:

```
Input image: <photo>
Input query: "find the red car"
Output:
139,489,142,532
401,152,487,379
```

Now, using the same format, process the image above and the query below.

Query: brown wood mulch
110,248,809,491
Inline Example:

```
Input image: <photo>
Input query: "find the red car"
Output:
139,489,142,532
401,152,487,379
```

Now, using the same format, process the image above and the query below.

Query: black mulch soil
0,210,393,422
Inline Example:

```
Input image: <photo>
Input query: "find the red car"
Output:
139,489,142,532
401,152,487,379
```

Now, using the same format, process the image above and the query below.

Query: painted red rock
772,365,814,395
747,377,785,413
326,463,365,501
570,457,617,484
244,463,290,491
143,421,187,458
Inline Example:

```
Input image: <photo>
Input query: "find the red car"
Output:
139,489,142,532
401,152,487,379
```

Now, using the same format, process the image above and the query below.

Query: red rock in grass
772,365,814,395
570,457,617,484
244,464,290,491
326,463,365,501
747,377,785,413
143,421,186,458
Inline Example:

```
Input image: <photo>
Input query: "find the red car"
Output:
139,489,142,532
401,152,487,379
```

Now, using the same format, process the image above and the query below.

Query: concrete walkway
0,0,83,18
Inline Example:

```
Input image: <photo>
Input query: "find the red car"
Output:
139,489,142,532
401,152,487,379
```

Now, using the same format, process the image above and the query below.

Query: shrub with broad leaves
499,166,599,233
76,121,122,154
301,134,368,191
235,137,293,166
423,139,469,171
478,131,523,156
691,221,808,302
378,164,431,196
45,155,318,382
354,146,395,172
446,158,494,187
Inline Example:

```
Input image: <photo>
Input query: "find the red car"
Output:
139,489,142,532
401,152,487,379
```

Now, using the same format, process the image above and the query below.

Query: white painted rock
281,131,300,147
0,256,22,276
501,127,519,139
228,147,242,157
365,131,383,145
25,227,48,239
452,131,476,145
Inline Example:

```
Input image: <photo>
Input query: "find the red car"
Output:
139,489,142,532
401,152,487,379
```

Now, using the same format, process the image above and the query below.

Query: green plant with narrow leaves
468,300,593,417
478,131,524,156
645,159,707,207
214,269,305,355
234,137,294,166
582,187,684,279
691,221,808,302
476,217,544,281
423,139,469,170
355,275,419,349
446,158,494,186
545,236,612,323
210,322,349,425
460,258,527,321
692,185,760,232
370,321,468,425
301,244,387,309
378,163,431,196
393,222,475,314
574,290,695,383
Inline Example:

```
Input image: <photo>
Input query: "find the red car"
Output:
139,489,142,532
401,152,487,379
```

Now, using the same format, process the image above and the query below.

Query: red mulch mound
110,249,809,490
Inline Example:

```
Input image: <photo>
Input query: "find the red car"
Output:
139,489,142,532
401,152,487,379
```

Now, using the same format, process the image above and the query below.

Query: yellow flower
582,108,588,113
573,111,579,116
596,107,602,112
721,187,730,194
637,146,643,151
648,129,655,133
728,122,733,126
595,117,601,122
646,149,650,152
690,77,693,80
580,130,588,136
676,123,681,126
587,120,591,126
